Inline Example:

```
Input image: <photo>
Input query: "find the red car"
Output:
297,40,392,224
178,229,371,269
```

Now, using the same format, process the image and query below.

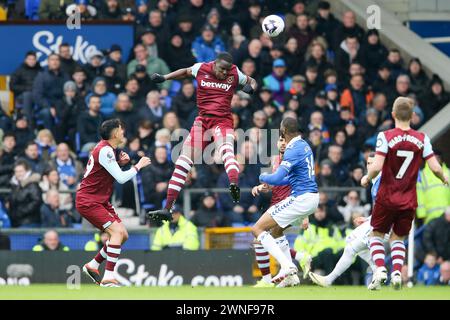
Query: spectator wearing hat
407,58,429,96
332,10,365,51
174,14,197,47
58,43,78,76
140,146,173,209
191,24,226,63
262,58,292,106
287,13,315,59
316,1,340,49
98,0,123,19
371,62,395,99
385,48,405,80
122,5,137,22
132,64,158,98
419,74,450,121
102,61,124,95
12,116,34,154
107,44,127,82
191,191,227,227
284,0,307,31
127,43,171,95
361,29,388,82
140,28,160,60
10,51,42,124
151,204,199,251
83,49,104,82
340,73,373,119
85,77,117,118
32,53,70,131
163,32,196,72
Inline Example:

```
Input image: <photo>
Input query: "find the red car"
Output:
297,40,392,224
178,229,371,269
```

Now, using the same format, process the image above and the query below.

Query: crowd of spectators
0,0,449,285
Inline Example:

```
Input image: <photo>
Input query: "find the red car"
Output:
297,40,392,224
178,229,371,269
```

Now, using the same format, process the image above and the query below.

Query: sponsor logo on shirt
200,79,232,91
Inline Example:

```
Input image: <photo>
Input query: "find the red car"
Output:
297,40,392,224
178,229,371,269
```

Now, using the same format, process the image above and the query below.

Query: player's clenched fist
150,73,166,83
360,175,370,187
118,151,130,166
135,156,151,171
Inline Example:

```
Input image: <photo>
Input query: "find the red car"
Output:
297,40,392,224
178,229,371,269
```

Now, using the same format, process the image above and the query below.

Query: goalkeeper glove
150,73,166,83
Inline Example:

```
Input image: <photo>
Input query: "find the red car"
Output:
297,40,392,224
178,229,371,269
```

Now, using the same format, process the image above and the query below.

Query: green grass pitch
0,284,449,300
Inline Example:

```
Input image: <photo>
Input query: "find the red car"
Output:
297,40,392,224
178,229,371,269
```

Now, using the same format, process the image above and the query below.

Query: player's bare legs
252,213,298,284
99,221,128,287
389,232,406,290
368,230,388,290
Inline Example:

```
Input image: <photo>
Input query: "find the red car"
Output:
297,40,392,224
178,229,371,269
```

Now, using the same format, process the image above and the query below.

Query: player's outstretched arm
99,147,151,184
426,156,449,185
259,167,289,186
150,67,193,82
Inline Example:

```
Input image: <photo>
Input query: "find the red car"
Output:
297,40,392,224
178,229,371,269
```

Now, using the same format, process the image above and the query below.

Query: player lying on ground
309,154,381,288
251,136,312,288
147,52,257,223
76,119,151,287
251,118,319,286
361,97,448,290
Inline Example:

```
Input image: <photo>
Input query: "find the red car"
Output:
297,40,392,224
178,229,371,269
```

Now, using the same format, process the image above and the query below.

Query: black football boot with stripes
229,183,240,203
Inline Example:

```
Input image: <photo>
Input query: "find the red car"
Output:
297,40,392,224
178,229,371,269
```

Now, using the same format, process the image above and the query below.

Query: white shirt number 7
396,150,414,179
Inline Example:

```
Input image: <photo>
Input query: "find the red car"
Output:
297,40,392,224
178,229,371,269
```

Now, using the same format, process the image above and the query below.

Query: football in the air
261,15,285,37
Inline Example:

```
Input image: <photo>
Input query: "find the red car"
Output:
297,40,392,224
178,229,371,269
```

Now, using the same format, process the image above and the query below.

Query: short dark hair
216,52,233,64
14,159,30,171
25,141,38,149
88,94,101,102
59,43,70,48
281,117,299,135
100,118,124,140
2,132,15,141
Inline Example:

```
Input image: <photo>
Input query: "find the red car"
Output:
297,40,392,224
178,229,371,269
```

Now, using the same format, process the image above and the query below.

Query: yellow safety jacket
417,163,450,224
151,216,200,251
32,243,70,251
293,223,343,258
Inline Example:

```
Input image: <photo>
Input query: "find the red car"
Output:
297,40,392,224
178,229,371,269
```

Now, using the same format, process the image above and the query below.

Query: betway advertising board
0,23,134,75
0,250,253,286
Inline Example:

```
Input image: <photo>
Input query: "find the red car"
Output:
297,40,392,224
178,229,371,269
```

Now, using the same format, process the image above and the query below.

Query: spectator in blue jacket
32,53,70,130
85,77,117,118
417,253,441,286
192,24,226,63
40,190,72,228
263,59,292,106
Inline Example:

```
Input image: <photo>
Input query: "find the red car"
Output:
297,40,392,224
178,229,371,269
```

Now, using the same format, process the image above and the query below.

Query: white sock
103,269,115,280
295,251,304,261
88,259,100,269
358,250,377,273
325,245,356,285
275,236,292,262
257,231,295,270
